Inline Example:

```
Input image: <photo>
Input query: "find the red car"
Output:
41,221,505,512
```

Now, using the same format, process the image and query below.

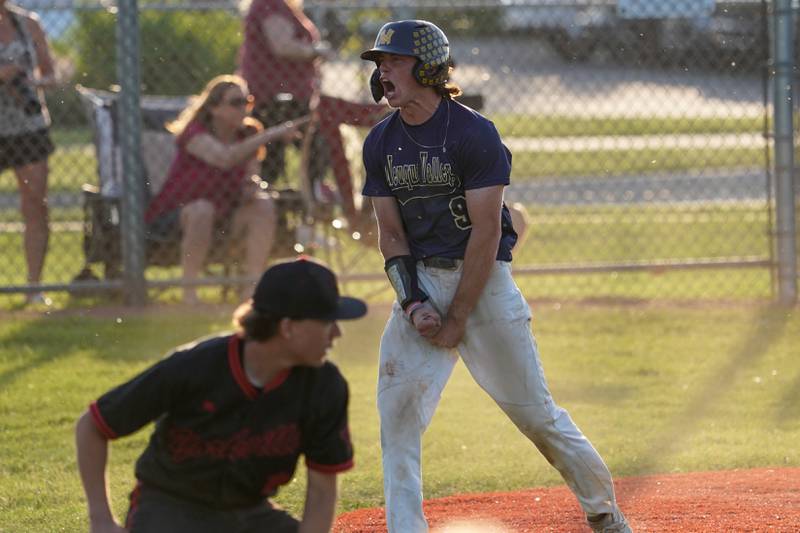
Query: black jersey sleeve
458,120,512,190
302,363,354,473
90,349,189,439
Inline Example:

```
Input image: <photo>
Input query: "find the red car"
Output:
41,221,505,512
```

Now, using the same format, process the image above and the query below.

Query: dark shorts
146,206,236,244
146,208,183,243
126,484,299,533
0,129,55,172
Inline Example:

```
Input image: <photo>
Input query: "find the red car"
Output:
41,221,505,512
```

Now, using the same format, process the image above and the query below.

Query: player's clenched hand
430,317,466,349
410,301,441,338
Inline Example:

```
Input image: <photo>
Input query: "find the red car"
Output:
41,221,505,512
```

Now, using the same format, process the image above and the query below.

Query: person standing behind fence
145,75,307,304
0,0,56,306
238,0,388,230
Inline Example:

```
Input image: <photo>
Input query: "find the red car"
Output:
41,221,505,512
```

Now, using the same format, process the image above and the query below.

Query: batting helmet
361,20,451,88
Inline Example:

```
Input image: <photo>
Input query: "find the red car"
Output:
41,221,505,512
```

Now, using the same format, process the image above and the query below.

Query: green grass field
44,114,767,146
0,143,765,195
0,114,771,195
0,303,798,531
491,114,766,138
0,200,777,309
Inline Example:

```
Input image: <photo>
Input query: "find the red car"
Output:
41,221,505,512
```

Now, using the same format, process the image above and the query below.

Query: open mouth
381,79,396,98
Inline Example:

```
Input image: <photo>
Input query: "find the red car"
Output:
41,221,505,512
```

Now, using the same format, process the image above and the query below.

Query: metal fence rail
0,0,796,306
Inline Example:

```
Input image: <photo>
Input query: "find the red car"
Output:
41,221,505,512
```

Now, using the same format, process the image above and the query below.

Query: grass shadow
628,305,791,478
0,308,230,391
0,314,89,391
777,347,800,427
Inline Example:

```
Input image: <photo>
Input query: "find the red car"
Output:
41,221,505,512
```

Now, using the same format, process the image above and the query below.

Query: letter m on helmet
360,20,451,87
378,28,395,46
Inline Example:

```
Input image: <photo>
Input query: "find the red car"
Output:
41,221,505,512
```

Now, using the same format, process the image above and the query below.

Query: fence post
116,0,147,305
772,0,798,305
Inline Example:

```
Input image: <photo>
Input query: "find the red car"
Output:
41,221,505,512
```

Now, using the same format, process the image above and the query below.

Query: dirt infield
334,467,800,532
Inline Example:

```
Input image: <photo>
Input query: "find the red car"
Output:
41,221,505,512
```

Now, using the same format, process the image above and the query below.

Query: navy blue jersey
90,334,352,509
362,99,517,261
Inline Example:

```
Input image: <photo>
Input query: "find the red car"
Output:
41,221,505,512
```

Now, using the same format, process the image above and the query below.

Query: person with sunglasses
145,74,308,303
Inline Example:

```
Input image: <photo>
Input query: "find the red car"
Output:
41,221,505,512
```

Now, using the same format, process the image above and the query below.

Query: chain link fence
0,0,796,307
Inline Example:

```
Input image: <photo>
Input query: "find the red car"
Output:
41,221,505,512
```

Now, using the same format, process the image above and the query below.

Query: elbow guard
384,255,428,310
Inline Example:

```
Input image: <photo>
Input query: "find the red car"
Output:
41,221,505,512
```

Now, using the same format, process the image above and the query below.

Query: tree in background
61,9,241,96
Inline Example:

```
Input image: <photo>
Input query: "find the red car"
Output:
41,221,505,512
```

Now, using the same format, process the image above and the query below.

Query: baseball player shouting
75,258,366,533
360,20,632,533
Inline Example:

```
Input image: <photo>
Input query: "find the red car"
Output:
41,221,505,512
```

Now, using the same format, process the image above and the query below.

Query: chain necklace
398,99,450,153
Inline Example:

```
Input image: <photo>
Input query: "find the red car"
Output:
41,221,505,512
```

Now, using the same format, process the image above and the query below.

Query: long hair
166,74,248,135
166,74,265,160
434,81,463,99
232,300,281,341
434,64,462,99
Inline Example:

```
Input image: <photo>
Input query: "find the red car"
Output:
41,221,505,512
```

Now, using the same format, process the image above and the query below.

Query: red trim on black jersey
124,481,143,529
89,401,117,440
227,335,290,397
306,458,354,474
263,368,290,393
228,335,258,400
261,471,293,496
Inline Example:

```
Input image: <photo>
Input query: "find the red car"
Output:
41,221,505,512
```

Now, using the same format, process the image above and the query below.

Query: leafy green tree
64,9,241,96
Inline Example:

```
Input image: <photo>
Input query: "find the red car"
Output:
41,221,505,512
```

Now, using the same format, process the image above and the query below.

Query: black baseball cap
252,258,367,320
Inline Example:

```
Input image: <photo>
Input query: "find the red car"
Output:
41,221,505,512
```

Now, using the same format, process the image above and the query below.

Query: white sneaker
587,511,632,533
26,292,52,307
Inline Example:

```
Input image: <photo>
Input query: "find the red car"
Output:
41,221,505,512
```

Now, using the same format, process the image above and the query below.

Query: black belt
421,256,460,270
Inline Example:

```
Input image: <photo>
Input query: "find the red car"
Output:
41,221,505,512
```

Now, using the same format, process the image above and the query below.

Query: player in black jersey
75,258,366,533
360,20,632,533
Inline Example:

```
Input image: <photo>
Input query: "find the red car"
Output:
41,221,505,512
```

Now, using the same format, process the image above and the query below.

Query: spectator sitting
238,0,388,229
144,74,307,304
0,0,57,306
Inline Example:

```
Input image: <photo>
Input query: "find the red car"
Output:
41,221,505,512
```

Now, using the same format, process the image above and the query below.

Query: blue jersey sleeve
457,120,512,190
361,122,394,197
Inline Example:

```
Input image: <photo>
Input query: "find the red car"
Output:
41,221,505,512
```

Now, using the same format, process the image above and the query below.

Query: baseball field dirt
334,467,800,532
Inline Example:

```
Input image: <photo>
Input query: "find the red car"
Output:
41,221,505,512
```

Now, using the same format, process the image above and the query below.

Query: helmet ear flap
412,58,425,85
369,68,384,103
414,59,450,87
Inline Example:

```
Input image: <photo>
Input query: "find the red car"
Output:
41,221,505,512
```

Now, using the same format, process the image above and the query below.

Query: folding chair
73,85,309,286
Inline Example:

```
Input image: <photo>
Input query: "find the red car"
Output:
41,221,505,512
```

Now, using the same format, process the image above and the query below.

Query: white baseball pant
377,260,620,533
